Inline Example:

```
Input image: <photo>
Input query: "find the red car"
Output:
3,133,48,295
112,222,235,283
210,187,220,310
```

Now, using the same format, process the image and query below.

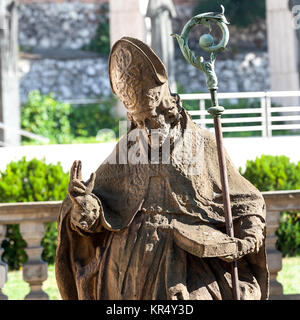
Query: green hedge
240,155,300,256
21,91,72,144
1,155,299,269
21,91,119,145
241,155,300,191
0,158,69,270
69,98,119,141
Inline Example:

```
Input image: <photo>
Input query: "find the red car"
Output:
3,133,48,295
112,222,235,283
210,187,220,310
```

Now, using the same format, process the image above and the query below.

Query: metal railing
2,90,299,146
179,91,300,137
0,191,300,300
61,91,300,138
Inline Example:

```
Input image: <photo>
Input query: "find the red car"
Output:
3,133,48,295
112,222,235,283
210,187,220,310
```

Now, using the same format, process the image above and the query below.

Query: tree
193,0,266,28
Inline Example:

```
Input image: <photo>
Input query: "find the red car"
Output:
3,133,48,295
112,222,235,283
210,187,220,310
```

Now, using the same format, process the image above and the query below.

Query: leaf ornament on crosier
172,5,229,90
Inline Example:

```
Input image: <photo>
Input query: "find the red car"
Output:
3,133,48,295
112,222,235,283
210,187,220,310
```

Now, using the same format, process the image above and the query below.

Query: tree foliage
0,158,69,269
240,155,300,256
194,0,266,28
21,91,72,144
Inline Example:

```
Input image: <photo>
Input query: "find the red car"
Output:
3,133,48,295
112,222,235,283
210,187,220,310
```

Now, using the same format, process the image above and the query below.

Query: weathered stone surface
23,262,48,283
55,38,269,300
262,190,300,299
20,221,49,300
18,3,109,50
0,201,61,224
19,56,111,102
0,191,299,299
18,51,269,103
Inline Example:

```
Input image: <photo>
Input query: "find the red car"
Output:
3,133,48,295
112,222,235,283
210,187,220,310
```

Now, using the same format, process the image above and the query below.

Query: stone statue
55,37,269,300
146,0,177,93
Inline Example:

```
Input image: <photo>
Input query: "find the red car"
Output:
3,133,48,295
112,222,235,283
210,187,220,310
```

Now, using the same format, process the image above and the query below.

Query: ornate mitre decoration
109,37,169,118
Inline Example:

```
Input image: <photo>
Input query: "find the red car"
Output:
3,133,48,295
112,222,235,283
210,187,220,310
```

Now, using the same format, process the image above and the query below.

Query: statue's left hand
68,160,101,231
219,236,263,263
219,215,265,262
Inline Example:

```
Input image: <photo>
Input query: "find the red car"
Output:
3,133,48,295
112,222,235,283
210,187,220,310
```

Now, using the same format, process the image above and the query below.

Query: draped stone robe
55,109,269,300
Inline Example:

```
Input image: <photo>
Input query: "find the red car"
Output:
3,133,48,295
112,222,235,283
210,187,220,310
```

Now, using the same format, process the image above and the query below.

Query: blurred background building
16,0,269,103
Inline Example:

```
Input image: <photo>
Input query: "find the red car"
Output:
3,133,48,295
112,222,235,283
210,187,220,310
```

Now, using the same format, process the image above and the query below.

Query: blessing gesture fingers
68,160,96,201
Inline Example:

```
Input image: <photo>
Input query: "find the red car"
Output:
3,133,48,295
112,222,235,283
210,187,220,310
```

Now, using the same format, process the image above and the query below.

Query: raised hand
68,160,100,231
68,160,96,202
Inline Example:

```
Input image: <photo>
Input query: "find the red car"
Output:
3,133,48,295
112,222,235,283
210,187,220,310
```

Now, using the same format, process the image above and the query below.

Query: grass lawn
277,256,300,295
2,257,300,300
2,264,61,300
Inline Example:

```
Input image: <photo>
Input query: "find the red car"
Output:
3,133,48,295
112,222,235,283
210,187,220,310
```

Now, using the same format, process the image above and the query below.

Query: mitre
108,37,170,119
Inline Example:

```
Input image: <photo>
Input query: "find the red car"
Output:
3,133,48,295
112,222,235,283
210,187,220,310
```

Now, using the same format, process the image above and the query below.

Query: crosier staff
172,5,240,300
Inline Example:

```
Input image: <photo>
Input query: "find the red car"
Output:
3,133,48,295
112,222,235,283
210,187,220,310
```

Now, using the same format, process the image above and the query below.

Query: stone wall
17,0,269,103
177,52,270,94
18,51,269,103
19,54,111,102
19,0,267,52
19,2,109,50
